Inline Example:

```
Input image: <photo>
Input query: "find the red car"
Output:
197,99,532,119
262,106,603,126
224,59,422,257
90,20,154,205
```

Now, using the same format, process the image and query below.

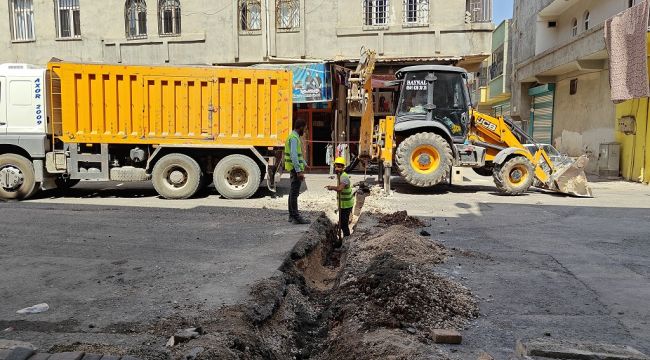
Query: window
158,0,180,36
583,10,590,31
403,0,428,25
125,0,147,39
240,0,262,31
489,45,504,80
364,0,389,26
570,79,578,95
571,18,577,37
9,0,35,41
55,0,81,39
276,0,299,29
466,0,491,23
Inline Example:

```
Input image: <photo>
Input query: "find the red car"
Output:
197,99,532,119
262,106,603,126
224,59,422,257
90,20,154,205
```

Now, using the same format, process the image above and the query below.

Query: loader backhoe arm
347,49,377,161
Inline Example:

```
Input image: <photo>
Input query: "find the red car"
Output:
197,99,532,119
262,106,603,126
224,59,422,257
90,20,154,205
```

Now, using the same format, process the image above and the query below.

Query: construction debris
431,329,463,344
378,210,425,228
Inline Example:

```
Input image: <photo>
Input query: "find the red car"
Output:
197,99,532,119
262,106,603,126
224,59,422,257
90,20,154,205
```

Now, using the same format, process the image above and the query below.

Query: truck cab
0,64,50,199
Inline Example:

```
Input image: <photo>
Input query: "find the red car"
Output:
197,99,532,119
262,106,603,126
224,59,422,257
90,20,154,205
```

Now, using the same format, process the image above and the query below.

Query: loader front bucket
551,155,593,197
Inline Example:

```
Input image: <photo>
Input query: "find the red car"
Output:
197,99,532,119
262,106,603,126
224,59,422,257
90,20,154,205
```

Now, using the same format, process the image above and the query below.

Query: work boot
292,216,311,225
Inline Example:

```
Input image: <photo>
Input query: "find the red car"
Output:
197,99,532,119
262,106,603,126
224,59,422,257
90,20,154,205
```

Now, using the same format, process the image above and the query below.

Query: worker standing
285,119,311,225
326,157,354,238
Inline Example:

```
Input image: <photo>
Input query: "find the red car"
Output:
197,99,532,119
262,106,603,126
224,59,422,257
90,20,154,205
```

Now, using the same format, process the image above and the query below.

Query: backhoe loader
347,49,592,197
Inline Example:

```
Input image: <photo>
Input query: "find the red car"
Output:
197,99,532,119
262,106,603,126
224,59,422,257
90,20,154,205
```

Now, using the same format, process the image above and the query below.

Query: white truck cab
0,63,51,199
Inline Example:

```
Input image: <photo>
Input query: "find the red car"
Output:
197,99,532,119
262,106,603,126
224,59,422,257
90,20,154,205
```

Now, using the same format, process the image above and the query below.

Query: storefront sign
253,63,332,103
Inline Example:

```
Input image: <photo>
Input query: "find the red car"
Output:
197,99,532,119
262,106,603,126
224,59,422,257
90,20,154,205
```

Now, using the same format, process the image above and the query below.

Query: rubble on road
154,213,478,360
378,210,426,228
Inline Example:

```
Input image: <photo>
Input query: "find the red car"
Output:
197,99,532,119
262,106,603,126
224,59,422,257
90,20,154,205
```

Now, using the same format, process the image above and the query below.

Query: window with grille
55,0,81,39
403,0,428,25
125,0,147,39
9,0,35,41
276,0,299,29
465,0,491,23
158,0,180,36
364,0,389,26
583,10,590,30
240,0,262,31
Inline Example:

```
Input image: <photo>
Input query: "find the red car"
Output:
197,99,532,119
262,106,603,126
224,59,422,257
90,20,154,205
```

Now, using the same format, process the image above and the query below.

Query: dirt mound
378,211,425,228
354,225,446,265
330,254,478,332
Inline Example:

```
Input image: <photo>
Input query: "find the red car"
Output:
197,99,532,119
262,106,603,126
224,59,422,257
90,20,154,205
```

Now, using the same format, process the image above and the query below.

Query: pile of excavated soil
353,225,447,265
145,214,478,360
378,211,426,228
329,254,478,331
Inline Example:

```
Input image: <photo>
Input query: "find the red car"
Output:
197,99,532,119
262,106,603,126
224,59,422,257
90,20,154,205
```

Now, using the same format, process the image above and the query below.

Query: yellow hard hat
334,157,346,166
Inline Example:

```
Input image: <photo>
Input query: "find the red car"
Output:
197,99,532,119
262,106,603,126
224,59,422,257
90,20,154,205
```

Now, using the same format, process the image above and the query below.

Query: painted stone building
511,0,644,174
2,0,493,169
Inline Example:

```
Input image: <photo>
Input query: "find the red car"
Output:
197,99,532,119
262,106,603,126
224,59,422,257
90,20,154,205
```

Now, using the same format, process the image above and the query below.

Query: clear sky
493,0,514,24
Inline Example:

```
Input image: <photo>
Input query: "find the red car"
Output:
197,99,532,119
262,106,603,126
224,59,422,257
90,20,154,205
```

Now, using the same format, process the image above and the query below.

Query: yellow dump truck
0,61,292,200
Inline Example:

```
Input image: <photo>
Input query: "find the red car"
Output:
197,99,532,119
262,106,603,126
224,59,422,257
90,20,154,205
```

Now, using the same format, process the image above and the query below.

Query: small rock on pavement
431,329,462,344
167,327,204,347
477,351,494,360
420,230,431,237
0,339,37,350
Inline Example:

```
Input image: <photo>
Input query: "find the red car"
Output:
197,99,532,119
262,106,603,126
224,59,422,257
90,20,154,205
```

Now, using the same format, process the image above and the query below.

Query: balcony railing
466,0,492,23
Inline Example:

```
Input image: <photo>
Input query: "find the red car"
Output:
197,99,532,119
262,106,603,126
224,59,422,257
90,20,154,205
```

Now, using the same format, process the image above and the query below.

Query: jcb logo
476,118,497,132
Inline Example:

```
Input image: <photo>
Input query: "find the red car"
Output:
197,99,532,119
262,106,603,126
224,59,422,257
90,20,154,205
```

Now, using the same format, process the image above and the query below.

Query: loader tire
493,156,534,195
152,153,202,199
0,154,36,200
213,154,261,199
396,132,452,187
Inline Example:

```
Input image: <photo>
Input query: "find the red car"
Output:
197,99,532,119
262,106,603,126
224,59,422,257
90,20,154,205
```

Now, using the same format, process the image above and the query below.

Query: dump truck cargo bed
48,62,292,147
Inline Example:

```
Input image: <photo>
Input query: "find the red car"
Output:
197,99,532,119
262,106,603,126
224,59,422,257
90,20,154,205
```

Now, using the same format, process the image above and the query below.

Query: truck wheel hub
510,169,523,182
0,166,24,190
169,170,186,186
227,168,248,188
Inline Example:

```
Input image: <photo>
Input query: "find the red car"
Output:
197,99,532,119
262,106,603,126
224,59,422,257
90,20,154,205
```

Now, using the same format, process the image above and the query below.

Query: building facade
2,0,493,170
511,0,644,174
1,0,492,67
474,19,511,117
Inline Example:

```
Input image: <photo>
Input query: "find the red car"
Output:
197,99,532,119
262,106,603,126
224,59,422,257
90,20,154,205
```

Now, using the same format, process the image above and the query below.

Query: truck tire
152,153,202,199
493,156,534,195
395,132,453,187
0,154,37,200
213,154,261,199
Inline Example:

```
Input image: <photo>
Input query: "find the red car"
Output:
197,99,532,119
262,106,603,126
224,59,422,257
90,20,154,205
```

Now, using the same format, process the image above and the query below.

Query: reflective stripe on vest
284,132,305,172
339,172,354,209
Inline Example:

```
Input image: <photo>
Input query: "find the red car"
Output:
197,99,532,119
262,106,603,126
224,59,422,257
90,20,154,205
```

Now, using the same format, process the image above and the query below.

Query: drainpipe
264,0,271,61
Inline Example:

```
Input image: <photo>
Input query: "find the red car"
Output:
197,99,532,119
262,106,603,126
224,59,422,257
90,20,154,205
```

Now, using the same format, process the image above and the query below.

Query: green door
528,84,555,144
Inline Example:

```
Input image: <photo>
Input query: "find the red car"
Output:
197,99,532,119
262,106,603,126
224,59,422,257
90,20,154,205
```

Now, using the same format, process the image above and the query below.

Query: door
0,77,6,134
529,90,555,144
310,111,332,168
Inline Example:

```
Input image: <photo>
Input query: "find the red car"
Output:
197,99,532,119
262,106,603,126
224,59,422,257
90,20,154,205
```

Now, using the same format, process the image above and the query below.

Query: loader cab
395,65,471,143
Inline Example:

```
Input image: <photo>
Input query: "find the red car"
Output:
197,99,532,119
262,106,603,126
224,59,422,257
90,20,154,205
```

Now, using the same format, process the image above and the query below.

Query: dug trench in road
35,211,479,360
154,213,477,359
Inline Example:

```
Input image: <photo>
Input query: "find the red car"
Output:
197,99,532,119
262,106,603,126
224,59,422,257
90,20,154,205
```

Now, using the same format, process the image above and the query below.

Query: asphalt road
371,173,650,357
0,201,309,351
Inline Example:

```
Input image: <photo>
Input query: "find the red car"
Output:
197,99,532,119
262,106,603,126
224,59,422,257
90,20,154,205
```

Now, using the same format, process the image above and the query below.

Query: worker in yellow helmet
326,157,354,238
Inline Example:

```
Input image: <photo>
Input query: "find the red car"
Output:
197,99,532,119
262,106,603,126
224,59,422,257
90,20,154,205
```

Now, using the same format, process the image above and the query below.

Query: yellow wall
615,34,650,184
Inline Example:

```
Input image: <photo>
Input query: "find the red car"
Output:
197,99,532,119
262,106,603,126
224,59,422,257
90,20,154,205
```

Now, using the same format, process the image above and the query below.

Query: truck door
0,77,6,135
